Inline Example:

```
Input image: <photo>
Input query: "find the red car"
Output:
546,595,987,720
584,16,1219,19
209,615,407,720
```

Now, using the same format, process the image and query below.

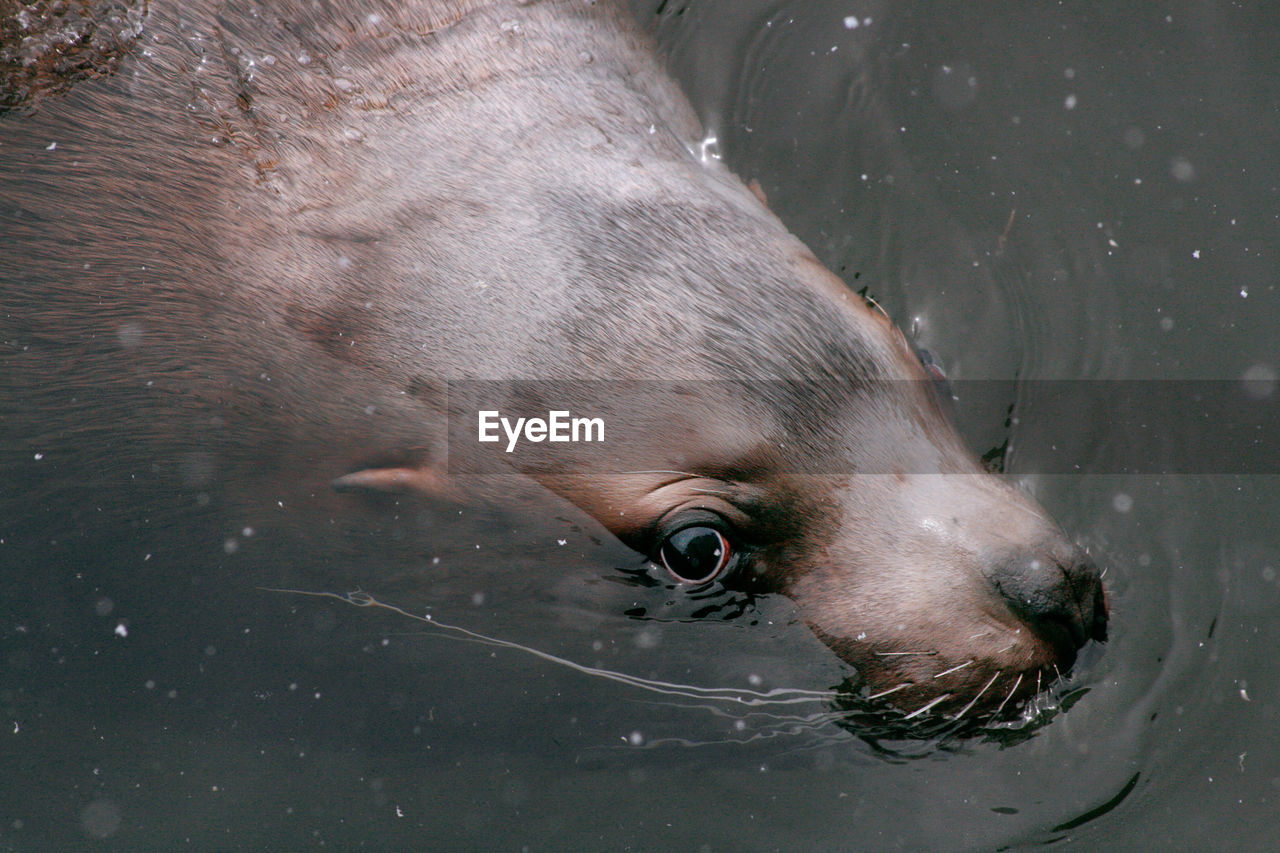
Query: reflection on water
268,580,1106,763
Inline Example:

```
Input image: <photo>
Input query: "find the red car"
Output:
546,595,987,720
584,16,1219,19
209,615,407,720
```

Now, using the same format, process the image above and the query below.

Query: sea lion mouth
827,637,1109,748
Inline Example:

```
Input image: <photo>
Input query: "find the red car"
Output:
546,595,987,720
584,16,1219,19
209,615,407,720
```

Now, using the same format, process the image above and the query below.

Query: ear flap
331,465,457,500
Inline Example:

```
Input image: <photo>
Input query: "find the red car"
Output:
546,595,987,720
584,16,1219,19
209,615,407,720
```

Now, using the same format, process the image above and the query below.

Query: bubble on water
1111,492,1134,513
80,799,122,840
1159,315,1175,332
1241,364,1277,400
94,597,115,617
627,730,644,746
1122,127,1145,149
1169,156,1196,183
1064,94,1078,110
634,628,660,650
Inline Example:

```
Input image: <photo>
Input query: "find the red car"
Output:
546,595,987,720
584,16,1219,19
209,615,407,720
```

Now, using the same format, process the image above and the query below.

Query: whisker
949,671,1001,722
874,650,939,657
933,660,974,679
903,693,951,720
867,683,912,700
994,673,1023,716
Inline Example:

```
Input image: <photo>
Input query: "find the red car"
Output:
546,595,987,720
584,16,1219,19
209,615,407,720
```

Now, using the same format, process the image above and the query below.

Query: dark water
640,1,1280,849
4,1,1279,851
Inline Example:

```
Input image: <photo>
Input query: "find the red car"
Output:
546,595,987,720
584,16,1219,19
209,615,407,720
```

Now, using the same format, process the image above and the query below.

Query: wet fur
0,0,1104,713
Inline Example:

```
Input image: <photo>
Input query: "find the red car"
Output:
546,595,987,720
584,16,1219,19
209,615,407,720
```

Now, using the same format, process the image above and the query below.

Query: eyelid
655,506,735,541
643,478,776,544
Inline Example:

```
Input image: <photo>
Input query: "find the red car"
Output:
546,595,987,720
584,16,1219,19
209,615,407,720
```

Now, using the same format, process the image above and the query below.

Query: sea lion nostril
988,550,1108,653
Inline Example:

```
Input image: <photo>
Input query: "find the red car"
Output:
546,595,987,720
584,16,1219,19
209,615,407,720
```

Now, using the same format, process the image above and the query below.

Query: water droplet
696,134,721,162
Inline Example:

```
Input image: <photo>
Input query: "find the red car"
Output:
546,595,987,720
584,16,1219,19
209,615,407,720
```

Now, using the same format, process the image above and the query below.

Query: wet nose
988,547,1109,653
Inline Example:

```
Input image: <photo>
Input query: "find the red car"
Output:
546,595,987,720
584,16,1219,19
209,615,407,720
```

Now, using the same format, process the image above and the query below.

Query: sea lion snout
770,467,1109,715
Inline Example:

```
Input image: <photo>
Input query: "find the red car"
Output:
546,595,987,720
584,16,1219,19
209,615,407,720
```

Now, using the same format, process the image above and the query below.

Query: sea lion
0,0,1105,716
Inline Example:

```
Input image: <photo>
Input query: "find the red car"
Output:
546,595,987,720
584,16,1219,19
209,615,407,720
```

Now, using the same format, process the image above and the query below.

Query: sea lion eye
658,525,733,585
